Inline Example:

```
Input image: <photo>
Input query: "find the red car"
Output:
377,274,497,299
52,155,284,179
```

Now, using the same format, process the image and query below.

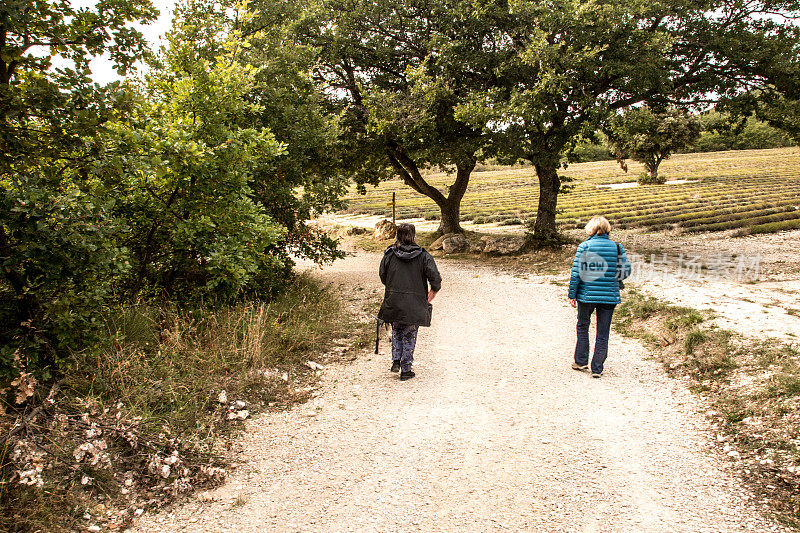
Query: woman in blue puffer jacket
567,216,631,378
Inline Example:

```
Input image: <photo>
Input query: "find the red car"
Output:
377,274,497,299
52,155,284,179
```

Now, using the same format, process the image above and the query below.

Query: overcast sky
84,0,178,84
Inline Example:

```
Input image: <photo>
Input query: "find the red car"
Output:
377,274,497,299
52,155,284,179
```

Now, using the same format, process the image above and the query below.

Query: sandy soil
130,253,788,532
615,229,800,344
316,213,527,235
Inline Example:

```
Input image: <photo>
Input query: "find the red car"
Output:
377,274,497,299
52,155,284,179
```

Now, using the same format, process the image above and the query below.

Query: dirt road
131,253,786,532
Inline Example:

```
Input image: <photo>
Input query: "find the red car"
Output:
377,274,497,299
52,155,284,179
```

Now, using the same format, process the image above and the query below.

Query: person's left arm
618,244,632,280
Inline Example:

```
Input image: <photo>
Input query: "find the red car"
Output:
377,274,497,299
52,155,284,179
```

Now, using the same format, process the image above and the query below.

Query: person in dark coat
567,216,631,378
378,223,442,381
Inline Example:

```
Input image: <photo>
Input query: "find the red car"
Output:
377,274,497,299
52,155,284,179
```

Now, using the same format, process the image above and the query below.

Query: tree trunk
385,142,474,236
437,197,463,234
650,166,658,180
435,161,472,234
532,164,561,243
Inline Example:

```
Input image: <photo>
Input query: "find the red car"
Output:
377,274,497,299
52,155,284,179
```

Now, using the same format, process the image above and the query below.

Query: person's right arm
567,244,584,303
423,252,441,302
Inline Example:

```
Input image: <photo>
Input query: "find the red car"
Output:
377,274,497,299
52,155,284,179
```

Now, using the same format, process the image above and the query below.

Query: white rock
197,491,214,502
228,410,250,420
134,508,144,517
442,234,469,254
160,464,171,478
374,219,397,240
218,390,228,404
88,526,101,532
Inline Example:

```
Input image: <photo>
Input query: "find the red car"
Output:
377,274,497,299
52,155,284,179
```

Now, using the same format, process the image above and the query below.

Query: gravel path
131,253,786,532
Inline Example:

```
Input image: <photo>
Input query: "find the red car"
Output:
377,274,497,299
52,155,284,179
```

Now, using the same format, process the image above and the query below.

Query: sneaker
591,372,602,378
571,363,588,371
400,370,416,381
390,361,401,373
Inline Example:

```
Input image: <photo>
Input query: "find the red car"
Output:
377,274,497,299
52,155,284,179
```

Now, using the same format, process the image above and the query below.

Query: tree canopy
455,0,800,241
296,0,498,234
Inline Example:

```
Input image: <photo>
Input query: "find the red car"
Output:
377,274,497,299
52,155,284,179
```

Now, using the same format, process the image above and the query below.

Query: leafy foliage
111,4,287,299
694,109,796,152
243,0,349,262
607,108,701,184
0,1,349,381
1,1,156,378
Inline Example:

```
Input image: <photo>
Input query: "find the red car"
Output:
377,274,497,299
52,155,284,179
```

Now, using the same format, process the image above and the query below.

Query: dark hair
395,223,416,246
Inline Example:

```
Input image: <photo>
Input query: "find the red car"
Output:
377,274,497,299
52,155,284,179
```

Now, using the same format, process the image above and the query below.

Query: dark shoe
390,361,401,373
571,362,588,371
591,372,602,378
400,370,415,381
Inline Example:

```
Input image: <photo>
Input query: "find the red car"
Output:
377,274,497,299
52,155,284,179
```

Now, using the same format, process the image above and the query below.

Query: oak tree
607,108,701,184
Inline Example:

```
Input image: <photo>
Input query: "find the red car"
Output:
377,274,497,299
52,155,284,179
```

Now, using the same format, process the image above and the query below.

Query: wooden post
392,192,396,226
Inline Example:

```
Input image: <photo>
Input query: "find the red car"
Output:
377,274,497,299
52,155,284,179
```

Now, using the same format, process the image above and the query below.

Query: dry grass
615,292,800,526
0,275,369,533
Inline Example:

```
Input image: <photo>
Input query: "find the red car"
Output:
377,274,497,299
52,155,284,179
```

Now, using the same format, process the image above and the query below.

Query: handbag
616,242,625,290
422,303,433,327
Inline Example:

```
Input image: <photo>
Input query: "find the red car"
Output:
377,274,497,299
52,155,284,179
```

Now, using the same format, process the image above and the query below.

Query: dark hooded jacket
378,244,442,326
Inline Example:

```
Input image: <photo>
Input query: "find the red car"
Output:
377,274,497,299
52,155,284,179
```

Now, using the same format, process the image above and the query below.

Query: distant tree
693,109,795,152
607,108,701,184
757,96,800,143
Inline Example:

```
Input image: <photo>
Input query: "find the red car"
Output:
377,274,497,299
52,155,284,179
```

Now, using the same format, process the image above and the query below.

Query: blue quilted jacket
568,234,631,304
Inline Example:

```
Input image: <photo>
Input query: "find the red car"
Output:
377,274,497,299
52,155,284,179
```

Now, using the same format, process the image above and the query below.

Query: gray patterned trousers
391,323,419,373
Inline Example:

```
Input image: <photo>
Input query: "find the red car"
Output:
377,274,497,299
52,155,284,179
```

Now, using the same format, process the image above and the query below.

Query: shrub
637,171,667,185
0,276,356,532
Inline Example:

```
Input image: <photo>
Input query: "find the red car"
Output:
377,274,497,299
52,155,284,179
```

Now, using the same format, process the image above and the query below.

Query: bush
692,110,796,152
637,171,667,185
0,177,128,381
568,140,613,162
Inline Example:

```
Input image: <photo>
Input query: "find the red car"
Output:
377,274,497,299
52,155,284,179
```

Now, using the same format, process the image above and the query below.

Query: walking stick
371,314,386,354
